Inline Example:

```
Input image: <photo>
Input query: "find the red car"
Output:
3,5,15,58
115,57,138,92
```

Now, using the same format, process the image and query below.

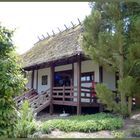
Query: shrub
0,25,26,137
41,113,124,133
14,101,37,138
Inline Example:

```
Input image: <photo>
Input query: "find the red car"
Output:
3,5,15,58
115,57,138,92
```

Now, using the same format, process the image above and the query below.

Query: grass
111,130,126,138
129,126,140,137
41,113,124,133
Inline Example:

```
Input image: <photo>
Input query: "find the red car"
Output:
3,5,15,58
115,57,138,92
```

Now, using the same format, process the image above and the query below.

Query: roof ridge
34,18,83,45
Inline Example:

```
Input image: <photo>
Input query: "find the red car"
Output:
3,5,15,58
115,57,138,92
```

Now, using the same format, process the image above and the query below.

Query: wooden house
20,24,116,115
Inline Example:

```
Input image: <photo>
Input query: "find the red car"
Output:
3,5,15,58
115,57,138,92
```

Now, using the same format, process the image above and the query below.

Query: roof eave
23,52,89,71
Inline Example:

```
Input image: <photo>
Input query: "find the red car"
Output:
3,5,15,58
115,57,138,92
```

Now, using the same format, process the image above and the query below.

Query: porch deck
15,86,102,114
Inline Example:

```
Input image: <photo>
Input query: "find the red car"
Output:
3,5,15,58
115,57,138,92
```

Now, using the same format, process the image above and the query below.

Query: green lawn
41,113,124,133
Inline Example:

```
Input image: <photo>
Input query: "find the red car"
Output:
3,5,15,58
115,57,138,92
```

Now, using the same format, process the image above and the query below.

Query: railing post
90,87,92,103
70,85,73,101
36,68,38,92
63,85,65,102
31,70,34,89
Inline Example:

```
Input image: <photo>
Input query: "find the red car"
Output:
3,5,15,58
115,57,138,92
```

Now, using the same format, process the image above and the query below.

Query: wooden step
33,100,50,114
14,88,51,114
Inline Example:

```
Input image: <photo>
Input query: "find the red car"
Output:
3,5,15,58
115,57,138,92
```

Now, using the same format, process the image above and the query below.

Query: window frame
81,72,94,83
42,75,48,85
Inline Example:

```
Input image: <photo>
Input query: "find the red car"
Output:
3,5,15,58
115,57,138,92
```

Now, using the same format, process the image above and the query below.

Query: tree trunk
119,44,127,116
128,96,132,116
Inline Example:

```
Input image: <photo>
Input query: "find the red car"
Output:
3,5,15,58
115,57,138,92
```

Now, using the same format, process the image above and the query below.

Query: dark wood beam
53,100,77,106
31,70,34,89
72,63,74,86
50,65,54,115
77,54,81,115
23,54,87,71
81,102,100,107
36,69,38,92
99,66,103,83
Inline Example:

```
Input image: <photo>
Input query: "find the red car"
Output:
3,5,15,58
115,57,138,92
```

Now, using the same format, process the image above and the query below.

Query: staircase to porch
14,89,51,114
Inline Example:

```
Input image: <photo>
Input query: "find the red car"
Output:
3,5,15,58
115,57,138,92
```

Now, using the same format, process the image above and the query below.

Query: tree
0,25,26,137
82,1,140,117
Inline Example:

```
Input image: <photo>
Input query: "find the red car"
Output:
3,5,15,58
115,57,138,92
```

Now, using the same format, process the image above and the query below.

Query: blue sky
0,2,91,54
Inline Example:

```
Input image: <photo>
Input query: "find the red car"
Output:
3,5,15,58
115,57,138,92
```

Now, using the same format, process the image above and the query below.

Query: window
54,70,73,87
42,75,48,85
81,72,94,83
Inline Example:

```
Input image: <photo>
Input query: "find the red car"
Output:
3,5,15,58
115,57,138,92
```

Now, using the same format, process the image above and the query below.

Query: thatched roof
21,25,84,69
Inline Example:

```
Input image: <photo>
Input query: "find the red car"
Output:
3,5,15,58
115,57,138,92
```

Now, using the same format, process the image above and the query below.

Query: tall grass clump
14,101,37,138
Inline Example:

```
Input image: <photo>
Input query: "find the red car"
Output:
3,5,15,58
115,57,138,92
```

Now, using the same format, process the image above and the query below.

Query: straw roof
21,25,84,69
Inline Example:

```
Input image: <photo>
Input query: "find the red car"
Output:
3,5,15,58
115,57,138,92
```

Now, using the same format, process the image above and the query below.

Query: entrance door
54,70,73,87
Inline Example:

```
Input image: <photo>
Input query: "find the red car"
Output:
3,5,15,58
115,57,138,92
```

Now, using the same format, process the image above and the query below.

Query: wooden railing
14,88,37,108
52,86,98,104
52,86,77,102
14,88,51,114
81,86,97,103
29,89,50,113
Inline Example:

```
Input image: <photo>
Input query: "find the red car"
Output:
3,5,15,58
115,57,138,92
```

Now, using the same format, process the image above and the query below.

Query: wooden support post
70,84,72,97
50,65,54,115
99,66,103,83
36,69,38,92
90,89,92,103
31,70,34,89
77,54,81,115
72,63,74,89
63,85,65,102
